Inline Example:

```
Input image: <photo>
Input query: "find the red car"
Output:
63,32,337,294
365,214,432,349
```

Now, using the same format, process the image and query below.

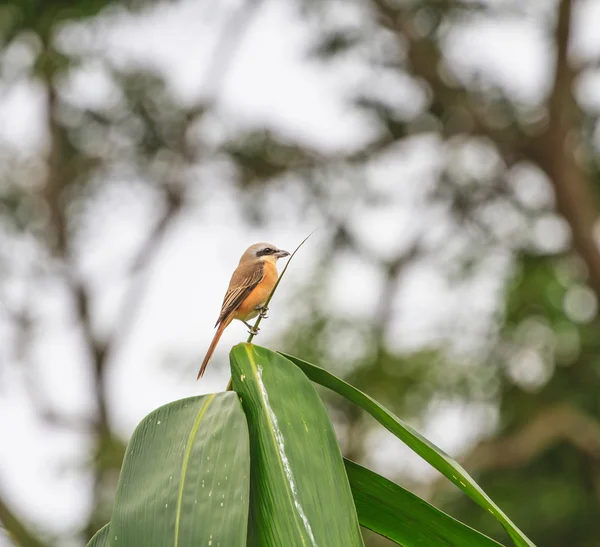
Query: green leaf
108,392,250,547
282,353,535,547
87,523,110,547
231,343,364,547
344,459,504,547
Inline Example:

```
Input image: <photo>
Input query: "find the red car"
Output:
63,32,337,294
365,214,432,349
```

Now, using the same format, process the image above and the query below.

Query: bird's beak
275,249,290,258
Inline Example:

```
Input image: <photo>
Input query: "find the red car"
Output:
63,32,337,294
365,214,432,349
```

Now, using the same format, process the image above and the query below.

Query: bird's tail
197,316,232,380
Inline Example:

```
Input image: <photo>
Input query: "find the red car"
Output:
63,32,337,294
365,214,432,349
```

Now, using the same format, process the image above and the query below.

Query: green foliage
0,0,165,43
0,0,595,545
108,393,250,547
445,251,600,547
282,353,534,547
231,344,364,547
345,460,502,547
88,345,533,547
87,524,110,547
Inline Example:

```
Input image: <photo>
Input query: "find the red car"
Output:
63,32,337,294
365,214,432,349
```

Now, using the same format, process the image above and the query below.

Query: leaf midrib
174,394,216,546
244,345,309,547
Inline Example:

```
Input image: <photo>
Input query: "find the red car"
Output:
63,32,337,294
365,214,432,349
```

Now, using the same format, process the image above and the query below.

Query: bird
197,242,290,380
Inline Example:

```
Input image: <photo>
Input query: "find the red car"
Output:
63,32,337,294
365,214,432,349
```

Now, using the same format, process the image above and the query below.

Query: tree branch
0,491,46,547
370,0,600,304
535,0,600,300
430,403,600,500
370,0,530,164
463,403,600,472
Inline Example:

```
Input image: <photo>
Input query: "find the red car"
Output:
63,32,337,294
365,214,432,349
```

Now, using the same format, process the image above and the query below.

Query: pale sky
1,0,599,544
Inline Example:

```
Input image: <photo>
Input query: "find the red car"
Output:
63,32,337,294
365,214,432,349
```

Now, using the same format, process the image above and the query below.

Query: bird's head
242,242,290,264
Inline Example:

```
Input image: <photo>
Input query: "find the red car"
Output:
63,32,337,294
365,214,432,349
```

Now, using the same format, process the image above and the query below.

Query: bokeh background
1,0,600,545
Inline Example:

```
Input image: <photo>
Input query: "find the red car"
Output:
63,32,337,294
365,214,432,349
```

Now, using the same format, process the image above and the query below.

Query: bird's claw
242,320,260,335
257,306,269,319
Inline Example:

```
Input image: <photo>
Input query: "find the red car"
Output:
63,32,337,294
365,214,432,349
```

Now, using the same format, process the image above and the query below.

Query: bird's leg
242,320,260,335
256,305,269,319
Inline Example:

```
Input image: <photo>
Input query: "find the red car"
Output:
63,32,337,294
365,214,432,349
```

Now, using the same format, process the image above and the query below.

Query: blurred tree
276,1,600,546
0,0,206,544
0,0,600,546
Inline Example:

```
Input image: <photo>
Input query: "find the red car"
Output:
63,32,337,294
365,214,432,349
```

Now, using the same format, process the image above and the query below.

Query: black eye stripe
256,248,274,257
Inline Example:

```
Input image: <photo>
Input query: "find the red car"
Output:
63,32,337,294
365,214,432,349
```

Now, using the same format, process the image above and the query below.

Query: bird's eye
263,248,273,254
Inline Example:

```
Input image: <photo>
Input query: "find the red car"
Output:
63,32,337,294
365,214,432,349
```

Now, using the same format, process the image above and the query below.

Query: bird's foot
257,305,269,319
243,320,260,335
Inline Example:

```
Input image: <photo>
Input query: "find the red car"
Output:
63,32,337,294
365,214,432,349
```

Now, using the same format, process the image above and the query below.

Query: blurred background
0,0,599,545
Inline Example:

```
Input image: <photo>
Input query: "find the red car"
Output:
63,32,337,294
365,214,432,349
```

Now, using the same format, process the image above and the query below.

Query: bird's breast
235,262,278,321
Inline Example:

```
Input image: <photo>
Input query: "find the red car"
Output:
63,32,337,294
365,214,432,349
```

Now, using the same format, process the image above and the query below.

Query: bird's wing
216,261,265,326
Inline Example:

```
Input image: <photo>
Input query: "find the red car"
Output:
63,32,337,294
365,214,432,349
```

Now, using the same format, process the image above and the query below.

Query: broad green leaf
87,523,110,547
282,353,535,547
344,459,503,547
231,343,364,547
109,393,250,547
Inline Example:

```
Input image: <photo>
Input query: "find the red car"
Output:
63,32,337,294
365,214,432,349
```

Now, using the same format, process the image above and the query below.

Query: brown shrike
197,242,289,379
